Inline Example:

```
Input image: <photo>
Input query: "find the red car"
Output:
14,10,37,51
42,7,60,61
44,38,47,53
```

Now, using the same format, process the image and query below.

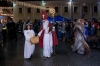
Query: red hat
42,11,47,20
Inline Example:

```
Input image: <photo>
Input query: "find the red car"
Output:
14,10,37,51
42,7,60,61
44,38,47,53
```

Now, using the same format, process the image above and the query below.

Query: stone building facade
13,0,100,22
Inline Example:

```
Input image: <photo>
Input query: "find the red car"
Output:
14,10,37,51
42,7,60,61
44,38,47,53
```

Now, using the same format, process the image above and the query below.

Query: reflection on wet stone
24,60,33,66
0,34,100,66
0,44,6,66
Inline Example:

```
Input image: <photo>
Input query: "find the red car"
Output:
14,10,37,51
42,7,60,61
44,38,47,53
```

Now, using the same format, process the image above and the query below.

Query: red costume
38,11,58,48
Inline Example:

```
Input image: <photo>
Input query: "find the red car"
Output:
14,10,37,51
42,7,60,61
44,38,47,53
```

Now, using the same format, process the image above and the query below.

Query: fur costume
71,19,90,57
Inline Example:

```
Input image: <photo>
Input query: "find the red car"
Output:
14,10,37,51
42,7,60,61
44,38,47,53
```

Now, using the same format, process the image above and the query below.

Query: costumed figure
38,11,58,60
71,19,90,57
24,23,35,59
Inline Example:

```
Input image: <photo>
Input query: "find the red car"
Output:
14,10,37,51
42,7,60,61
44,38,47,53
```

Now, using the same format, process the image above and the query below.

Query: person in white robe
24,23,35,59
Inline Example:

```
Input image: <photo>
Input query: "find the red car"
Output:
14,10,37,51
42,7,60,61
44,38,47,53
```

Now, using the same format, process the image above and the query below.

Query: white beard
43,20,49,29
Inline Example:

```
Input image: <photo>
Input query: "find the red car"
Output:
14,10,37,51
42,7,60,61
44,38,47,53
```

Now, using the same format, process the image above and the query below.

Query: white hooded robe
24,30,35,58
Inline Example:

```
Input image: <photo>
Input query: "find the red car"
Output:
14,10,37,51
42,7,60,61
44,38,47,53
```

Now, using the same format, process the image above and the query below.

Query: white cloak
24,30,35,58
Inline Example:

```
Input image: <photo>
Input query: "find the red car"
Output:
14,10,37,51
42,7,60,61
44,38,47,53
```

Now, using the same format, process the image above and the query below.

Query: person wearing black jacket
6,18,17,41
69,22,74,43
65,22,70,42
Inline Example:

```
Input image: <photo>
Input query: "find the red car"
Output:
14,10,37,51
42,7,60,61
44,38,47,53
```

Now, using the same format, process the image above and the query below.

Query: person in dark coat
6,18,17,41
69,22,74,43
0,21,3,44
65,22,70,42
2,21,7,44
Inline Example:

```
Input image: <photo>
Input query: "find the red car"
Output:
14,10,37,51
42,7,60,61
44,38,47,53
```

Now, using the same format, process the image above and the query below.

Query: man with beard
38,11,58,60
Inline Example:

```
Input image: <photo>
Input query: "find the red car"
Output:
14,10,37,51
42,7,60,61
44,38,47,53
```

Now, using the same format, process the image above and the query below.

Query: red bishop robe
39,23,58,48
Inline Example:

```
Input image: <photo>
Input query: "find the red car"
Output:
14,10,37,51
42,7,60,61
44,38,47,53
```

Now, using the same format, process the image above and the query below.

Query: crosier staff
49,8,56,54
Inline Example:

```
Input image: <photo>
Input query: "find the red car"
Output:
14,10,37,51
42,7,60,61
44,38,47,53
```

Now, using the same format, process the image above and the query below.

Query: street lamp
42,1,46,7
69,0,73,21
70,0,72,2
13,2,16,7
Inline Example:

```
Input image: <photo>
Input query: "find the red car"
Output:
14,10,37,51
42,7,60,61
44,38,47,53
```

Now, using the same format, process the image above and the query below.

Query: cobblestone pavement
0,35,100,66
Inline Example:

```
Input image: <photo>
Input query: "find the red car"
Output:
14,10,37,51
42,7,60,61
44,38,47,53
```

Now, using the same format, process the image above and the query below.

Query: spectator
90,24,95,36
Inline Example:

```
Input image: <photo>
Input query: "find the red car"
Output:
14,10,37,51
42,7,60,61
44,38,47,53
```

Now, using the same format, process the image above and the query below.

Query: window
64,7,68,12
28,8,31,13
55,7,58,12
19,8,22,13
94,6,98,12
37,8,40,13
46,7,49,13
84,6,87,12
74,6,78,12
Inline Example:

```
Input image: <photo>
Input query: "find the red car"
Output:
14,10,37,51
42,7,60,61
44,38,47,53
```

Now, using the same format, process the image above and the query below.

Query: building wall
13,1,100,22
